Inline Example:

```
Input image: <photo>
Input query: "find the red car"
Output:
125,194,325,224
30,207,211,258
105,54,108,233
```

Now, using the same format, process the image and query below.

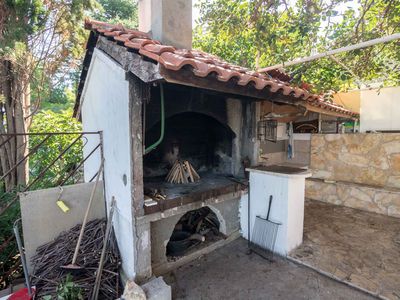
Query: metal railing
0,131,103,289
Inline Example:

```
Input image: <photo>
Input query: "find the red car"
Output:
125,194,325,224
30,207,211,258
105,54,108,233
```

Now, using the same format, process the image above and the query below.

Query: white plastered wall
80,48,135,279
360,86,400,132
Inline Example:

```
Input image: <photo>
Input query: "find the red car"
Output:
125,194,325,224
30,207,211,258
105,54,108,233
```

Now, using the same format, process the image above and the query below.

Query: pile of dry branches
165,160,200,184
31,219,121,299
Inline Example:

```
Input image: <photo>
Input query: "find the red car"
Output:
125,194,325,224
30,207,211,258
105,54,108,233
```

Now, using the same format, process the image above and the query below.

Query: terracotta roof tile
267,69,292,82
114,33,132,42
139,48,161,62
159,52,199,71
84,19,359,118
174,49,195,58
142,44,176,55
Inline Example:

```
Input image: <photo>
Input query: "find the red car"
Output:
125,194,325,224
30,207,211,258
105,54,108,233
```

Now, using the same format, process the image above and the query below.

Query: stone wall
311,133,400,189
306,179,400,218
307,133,400,218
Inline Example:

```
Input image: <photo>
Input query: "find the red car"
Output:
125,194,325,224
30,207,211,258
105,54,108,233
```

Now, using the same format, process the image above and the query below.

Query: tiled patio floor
290,200,400,300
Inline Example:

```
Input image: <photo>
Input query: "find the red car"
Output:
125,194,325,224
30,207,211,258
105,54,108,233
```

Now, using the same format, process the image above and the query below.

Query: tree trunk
0,59,29,192
13,63,30,187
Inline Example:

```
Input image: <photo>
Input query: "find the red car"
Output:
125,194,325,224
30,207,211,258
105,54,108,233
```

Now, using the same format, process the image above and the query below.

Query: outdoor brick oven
136,83,251,278
76,11,357,282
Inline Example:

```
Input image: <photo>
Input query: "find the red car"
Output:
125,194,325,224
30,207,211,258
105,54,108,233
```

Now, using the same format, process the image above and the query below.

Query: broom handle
72,159,104,265
267,195,273,221
91,197,116,300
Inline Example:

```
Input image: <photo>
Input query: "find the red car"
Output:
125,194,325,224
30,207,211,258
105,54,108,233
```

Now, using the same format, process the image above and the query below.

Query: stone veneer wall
307,133,400,217
310,133,400,189
306,179,400,218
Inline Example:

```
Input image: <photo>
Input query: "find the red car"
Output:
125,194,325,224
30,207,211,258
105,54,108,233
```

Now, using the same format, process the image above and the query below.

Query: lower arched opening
166,206,224,258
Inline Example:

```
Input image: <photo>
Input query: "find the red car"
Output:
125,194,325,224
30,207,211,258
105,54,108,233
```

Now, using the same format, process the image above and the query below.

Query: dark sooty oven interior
142,85,246,215
144,112,235,177
166,207,222,257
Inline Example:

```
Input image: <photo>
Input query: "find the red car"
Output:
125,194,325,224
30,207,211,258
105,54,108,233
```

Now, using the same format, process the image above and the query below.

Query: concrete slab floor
290,200,400,300
164,238,375,300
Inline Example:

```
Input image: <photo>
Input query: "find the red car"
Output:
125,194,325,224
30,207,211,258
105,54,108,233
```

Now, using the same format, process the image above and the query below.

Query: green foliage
1,0,99,123
0,193,19,242
37,84,75,111
0,191,20,289
45,274,84,300
0,0,133,290
31,67,76,112
92,0,138,28
194,0,400,92
1,0,97,57
29,110,83,190
1,0,138,115
0,0,46,49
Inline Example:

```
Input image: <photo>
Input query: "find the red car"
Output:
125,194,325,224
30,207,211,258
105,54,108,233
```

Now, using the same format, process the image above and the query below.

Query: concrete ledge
152,230,241,275
308,177,400,193
137,191,245,224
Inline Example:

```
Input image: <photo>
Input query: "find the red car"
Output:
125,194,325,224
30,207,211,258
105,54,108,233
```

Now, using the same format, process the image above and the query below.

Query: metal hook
81,136,89,148
57,186,64,201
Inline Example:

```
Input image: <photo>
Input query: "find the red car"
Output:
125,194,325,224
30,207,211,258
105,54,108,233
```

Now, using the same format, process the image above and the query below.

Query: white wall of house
80,49,135,279
360,86,400,132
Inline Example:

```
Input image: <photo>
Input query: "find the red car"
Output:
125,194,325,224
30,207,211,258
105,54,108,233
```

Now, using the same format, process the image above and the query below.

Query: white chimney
138,0,192,49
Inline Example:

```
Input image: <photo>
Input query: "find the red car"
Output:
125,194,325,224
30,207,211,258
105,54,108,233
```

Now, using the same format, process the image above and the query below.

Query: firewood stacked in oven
165,160,200,184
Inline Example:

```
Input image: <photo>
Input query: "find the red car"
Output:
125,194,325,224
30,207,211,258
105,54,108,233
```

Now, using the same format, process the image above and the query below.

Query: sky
192,0,201,26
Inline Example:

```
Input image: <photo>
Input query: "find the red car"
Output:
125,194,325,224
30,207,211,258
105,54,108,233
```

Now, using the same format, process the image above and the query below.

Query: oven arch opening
165,206,224,258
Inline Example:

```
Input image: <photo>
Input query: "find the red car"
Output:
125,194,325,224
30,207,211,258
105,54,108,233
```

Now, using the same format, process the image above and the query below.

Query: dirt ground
164,238,375,300
291,200,400,300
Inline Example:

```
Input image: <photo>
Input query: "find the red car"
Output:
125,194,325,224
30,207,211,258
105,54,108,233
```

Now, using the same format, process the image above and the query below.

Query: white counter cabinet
245,165,312,256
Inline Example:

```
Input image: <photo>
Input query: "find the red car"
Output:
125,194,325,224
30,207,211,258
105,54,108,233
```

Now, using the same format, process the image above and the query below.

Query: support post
128,74,146,216
318,113,322,133
134,220,153,283
240,101,259,171
128,74,155,282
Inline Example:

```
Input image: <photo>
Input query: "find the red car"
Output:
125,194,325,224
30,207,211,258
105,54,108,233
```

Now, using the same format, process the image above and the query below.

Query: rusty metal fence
0,132,103,289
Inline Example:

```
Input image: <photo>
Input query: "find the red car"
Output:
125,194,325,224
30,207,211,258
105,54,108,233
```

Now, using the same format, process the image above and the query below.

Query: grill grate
257,119,278,142
249,195,281,261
